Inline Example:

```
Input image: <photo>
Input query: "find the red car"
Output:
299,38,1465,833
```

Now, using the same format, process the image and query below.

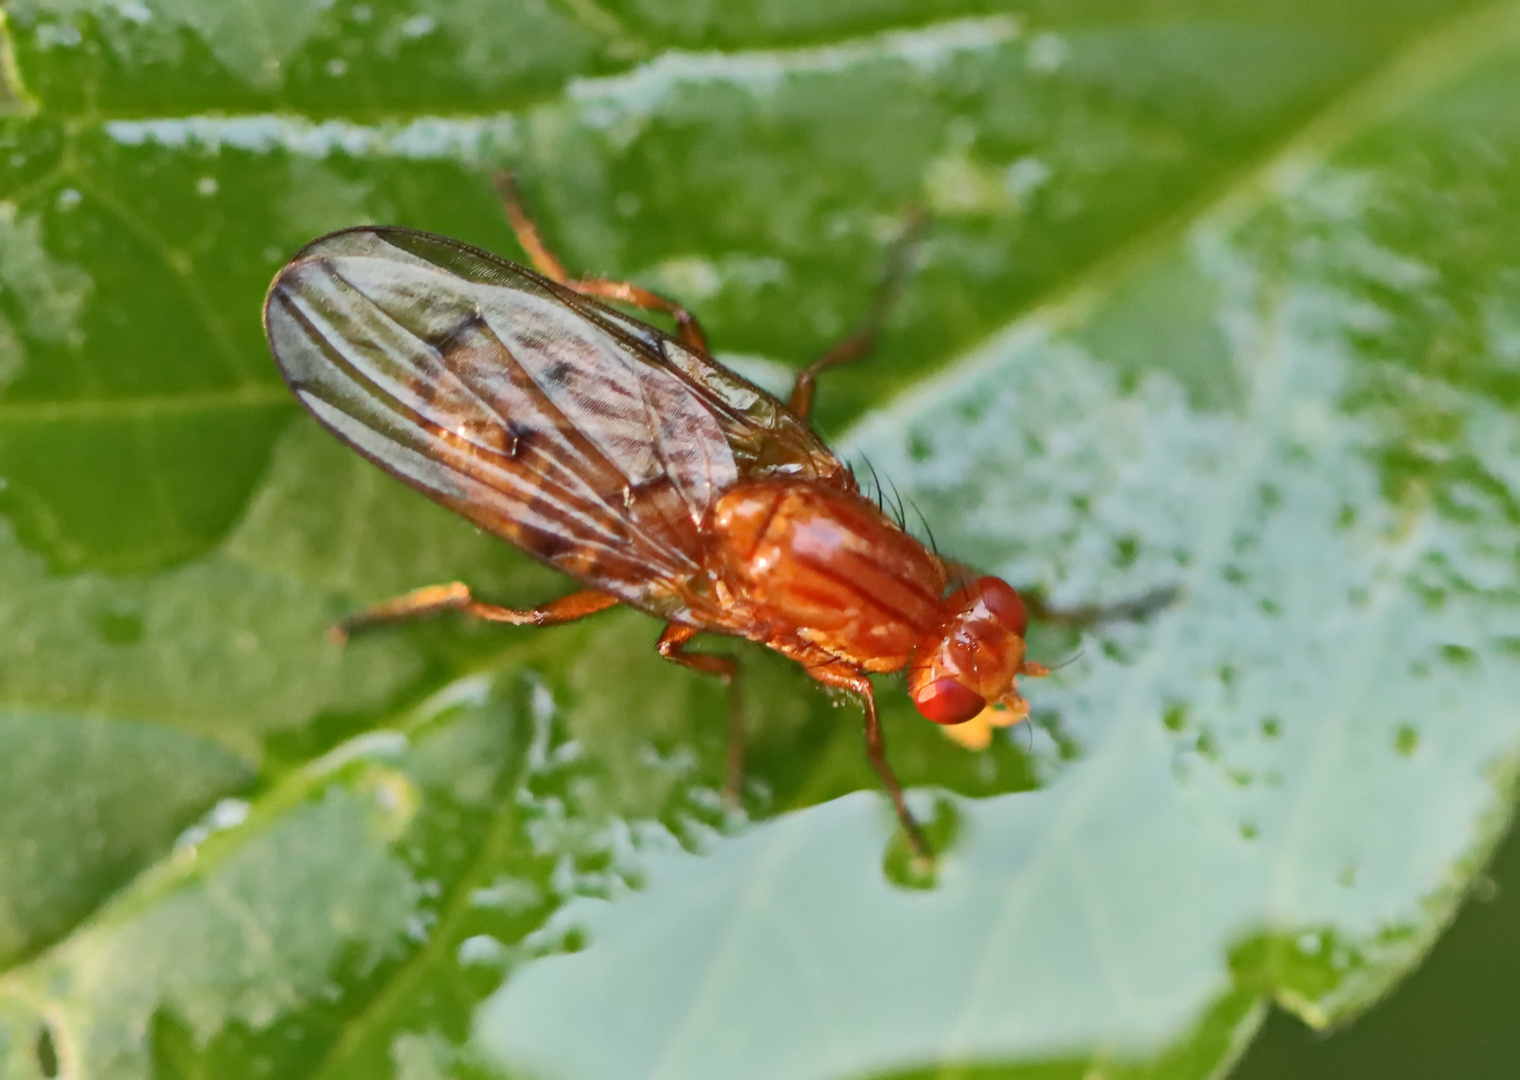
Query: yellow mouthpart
940,696,1030,751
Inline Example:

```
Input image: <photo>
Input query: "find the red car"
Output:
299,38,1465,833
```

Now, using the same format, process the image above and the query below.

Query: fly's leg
493,172,710,353
334,584,619,643
1022,584,1181,632
657,624,744,802
857,680,933,862
788,208,927,421
787,331,875,423
568,278,711,355
493,172,572,282
943,559,1181,634
807,662,932,860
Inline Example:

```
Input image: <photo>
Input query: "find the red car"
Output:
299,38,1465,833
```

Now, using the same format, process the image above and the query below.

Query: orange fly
263,177,1046,857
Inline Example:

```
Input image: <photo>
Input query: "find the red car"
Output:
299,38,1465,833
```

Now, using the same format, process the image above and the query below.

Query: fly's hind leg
657,624,744,802
334,584,619,643
493,172,710,353
788,208,927,421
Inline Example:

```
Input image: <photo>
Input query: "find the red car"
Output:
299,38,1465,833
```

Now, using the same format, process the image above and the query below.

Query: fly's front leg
1022,584,1181,632
808,662,932,860
493,172,710,353
657,624,744,802
334,584,619,643
788,208,926,421
943,559,1180,634
859,682,933,862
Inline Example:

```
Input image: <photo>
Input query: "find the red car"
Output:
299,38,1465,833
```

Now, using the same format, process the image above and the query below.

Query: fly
263,176,1047,859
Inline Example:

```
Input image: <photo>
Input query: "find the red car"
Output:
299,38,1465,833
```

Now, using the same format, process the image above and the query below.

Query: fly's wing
368,229,849,487
264,227,826,618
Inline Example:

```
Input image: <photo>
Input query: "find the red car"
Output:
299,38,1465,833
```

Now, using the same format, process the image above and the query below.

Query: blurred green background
1,1,1519,1078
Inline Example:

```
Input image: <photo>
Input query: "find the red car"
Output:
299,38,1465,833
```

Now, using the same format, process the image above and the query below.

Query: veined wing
264,226,830,618
355,228,848,486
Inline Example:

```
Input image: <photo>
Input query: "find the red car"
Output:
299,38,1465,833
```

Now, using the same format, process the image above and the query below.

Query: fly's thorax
705,480,948,667
908,576,1035,726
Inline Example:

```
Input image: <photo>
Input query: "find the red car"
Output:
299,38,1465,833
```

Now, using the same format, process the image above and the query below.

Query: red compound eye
976,576,1028,637
913,678,987,725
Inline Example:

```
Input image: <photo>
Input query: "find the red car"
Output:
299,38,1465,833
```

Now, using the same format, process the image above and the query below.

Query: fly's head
907,576,1047,749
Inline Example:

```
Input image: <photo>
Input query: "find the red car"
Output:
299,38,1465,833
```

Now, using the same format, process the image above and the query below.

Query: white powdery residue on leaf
923,148,1016,216
398,13,437,40
172,796,251,853
469,875,542,915
391,1029,459,1080
1025,31,1069,75
651,254,723,300
1005,156,1053,201
0,207,93,388
0,208,92,342
651,252,789,303
456,934,509,967
104,113,518,165
566,15,1022,129
846,324,1236,614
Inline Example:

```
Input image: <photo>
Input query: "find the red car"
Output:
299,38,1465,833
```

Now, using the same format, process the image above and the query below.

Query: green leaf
2,2,1519,1079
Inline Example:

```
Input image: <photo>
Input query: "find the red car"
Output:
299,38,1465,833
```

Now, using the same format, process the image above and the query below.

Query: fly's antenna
1049,648,1085,673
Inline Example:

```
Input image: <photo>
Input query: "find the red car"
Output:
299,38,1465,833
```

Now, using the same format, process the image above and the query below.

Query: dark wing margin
263,226,795,616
